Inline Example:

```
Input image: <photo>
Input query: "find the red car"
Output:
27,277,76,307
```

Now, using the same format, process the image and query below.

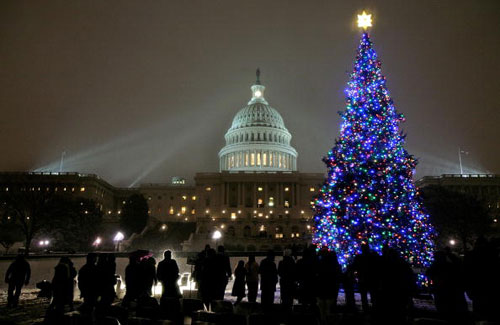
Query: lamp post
113,232,124,252
212,230,222,247
93,237,102,250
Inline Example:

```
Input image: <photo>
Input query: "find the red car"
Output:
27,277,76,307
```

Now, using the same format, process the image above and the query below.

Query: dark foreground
0,288,450,325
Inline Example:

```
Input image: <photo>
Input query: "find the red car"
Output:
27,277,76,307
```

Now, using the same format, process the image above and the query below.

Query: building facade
416,173,500,220
140,74,324,251
0,74,325,252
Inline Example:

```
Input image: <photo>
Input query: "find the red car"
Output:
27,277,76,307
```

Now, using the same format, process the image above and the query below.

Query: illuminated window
251,153,255,166
192,196,197,200
285,210,289,214
263,153,267,166
181,206,187,214
205,209,210,214
257,198,263,207
117,210,121,215
63,187,67,191
80,187,85,192
257,152,261,166
71,187,75,192
268,197,274,207
310,187,315,192
270,153,273,166
206,187,212,191
260,225,265,231
284,187,289,192
108,210,112,214
222,210,226,214
5,187,8,191
258,213,263,217
284,200,290,208
245,153,249,166
258,187,263,192
148,196,152,200
301,210,305,214
231,213,237,220
238,210,242,214
182,195,187,200
169,206,174,215
275,226,284,238
122,201,126,205
191,209,196,215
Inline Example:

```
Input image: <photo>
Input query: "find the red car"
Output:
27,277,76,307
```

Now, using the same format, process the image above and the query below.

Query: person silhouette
351,243,381,312
278,249,296,307
213,245,232,300
97,253,117,307
377,247,415,325
427,250,469,324
193,244,210,299
140,256,157,296
316,248,341,324
259,250,278,305
78,253,98,312
464,237,500,322
232,260,246,304
5,255,31,307
157,250,181,298
296,245,318,305
245,255,259,303
123,254,141,307
50,257,77,312
200,248,217,309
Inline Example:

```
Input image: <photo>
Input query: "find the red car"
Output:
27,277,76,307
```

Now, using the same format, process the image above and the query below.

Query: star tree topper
357,11,372,29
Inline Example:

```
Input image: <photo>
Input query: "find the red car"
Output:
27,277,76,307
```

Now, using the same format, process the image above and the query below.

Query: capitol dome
219,70,298,172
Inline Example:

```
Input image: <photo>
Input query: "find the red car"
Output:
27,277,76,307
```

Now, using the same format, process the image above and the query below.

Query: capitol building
141,72,324,251
0,72,325,252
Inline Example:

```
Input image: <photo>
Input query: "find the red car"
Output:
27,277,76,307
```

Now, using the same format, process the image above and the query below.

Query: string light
312,31,435,272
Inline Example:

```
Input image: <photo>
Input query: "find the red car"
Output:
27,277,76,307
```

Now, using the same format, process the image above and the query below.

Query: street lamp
39,240,50,247
93,237,102,248
212,230,222,247
114,232,124,252
449,239,456,246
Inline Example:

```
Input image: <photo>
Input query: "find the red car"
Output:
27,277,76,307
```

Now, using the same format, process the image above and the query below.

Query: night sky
1,1,499,187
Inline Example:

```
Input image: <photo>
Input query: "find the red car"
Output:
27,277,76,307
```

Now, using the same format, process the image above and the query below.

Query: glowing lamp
254,90,262,98
93,237,102,246
357,11,372,30
212,230,222,240
449,239,456,246
114,232,125,242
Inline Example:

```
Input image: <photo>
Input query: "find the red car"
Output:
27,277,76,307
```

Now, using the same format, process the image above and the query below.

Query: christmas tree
312,12,435,269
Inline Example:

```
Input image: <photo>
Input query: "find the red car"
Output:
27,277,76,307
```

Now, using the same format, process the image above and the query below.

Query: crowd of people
192,243,416,324
3,238,500,324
